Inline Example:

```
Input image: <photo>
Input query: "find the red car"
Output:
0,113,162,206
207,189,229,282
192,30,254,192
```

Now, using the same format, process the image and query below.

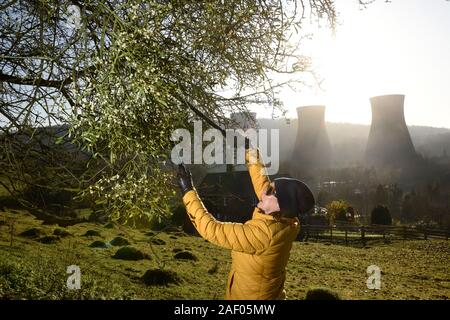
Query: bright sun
278,4,411,125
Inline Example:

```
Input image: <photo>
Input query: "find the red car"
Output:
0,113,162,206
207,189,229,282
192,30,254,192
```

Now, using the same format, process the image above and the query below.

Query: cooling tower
291,106,332,171
365,94,417,166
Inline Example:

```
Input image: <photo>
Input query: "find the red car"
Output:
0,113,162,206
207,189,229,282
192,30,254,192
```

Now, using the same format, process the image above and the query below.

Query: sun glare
278,2,413,125
251,1,450,128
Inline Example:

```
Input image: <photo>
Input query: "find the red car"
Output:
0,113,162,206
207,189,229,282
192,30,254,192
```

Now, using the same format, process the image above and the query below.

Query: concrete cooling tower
365,94,417,166
291,106,332,172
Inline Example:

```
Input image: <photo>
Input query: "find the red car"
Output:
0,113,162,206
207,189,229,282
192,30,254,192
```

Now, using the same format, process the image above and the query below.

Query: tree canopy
1,0,341,222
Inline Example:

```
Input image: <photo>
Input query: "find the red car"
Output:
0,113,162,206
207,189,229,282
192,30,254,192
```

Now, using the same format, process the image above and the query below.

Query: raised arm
245,148,271,200
182,189,271,254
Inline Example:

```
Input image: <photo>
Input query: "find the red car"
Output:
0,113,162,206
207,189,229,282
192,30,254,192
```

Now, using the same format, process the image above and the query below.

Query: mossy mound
151,238,166,245
112,246,149,261
141,269,181,286
304,287,341,300
38,236,60,244
53,228,71,237
19,228,42,238
174,251,198,261
173,232,188,237
89,240,108,248
109,236,130,246
82,230,102,237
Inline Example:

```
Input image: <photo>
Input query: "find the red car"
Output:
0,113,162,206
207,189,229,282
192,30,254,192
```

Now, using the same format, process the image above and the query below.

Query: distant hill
257,119,450,167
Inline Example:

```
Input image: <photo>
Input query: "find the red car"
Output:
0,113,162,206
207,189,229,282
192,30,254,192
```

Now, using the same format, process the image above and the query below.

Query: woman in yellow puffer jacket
178,148,315,300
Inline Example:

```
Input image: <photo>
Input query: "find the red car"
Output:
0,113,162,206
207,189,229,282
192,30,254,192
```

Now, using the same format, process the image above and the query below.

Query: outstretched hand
177,163,194,195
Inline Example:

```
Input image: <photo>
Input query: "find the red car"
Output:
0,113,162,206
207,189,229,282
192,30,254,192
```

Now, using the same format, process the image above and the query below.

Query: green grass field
0,209,449,300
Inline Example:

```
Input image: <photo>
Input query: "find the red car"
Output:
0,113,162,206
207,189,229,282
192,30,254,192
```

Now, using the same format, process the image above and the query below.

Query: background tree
370,205,392,225
374,184,388,206
386,183,403,219
326,200,350,225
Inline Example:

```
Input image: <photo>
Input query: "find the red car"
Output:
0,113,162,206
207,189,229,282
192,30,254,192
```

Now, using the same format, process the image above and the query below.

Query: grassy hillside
0,210,449,300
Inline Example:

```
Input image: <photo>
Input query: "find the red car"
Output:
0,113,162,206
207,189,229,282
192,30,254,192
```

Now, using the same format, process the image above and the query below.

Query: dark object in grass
174,251,198,261
169,235,178,239
38,235,60,244
89,240,108,248
172,248,183,253
110,236,130,246
19,228,42,238
53,228,71,237
305,287,341,300
151,238,166,245
112,246,149,261
141,269,180,286
82,230,101,237
0,262,15,276
208,262,219,274
144,231,155,236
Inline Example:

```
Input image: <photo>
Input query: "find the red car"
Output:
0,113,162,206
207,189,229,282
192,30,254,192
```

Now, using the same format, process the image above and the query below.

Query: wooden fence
300,224,450,245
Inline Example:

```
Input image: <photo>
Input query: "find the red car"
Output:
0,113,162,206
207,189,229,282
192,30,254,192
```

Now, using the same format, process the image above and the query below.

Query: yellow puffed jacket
182,149,300,300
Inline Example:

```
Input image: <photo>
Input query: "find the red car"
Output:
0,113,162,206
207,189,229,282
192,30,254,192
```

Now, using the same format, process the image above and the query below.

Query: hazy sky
254,0,450,128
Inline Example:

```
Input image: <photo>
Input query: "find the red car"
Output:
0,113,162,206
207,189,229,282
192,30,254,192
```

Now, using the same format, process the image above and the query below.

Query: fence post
424,228,428,240
403,226,407,240
330,226,333,243
10,220,14,247
361,226,366,246
345,229,348,246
